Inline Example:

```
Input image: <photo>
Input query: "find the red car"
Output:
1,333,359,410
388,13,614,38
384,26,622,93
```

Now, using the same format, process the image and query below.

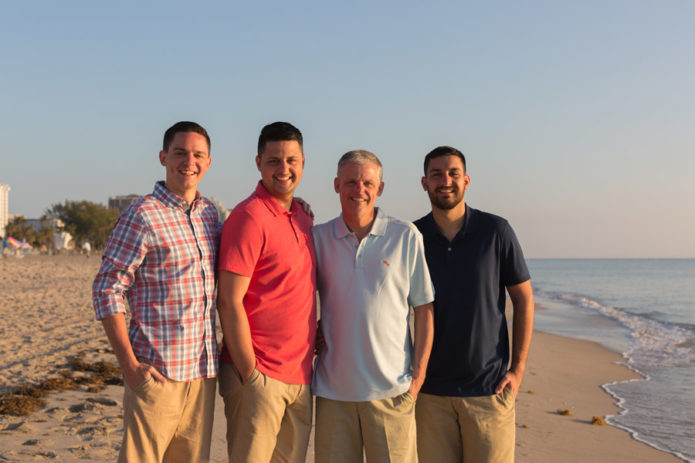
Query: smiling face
256,140,304,208
334,161,384,219
421,154,469,210
159,131,211,204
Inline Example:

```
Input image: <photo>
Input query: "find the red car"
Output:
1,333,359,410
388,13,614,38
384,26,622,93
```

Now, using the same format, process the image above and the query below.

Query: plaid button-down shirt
93,182,219,381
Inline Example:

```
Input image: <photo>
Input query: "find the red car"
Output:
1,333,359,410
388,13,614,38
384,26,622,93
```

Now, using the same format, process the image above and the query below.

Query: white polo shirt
312,208,435,401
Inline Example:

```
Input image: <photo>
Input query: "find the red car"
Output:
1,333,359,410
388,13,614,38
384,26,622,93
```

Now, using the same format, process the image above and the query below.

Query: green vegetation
4,216,54,248
46,200,120,249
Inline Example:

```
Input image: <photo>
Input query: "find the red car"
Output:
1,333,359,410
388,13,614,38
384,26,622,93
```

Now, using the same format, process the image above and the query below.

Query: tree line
5,201,120,250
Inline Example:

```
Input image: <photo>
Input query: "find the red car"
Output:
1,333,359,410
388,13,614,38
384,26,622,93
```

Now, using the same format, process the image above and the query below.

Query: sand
0,254,683,462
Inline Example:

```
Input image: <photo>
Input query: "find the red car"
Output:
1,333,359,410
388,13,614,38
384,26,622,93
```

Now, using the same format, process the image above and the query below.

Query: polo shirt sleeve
218,208,263,277
92,208,149,320
407,227,435,308
500,222,530,287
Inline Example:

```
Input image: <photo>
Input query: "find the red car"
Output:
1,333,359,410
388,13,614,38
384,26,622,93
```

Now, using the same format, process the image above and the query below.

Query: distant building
26,217,65,234
108,194,142,213
0,184,10,238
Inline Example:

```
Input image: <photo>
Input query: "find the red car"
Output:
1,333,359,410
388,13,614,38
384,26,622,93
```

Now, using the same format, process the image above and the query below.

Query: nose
277,160,291,172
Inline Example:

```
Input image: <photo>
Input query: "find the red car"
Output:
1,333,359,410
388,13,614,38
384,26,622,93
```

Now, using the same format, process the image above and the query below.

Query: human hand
495,370,522,398
240,366,257,384
122,361,167,390
314,320,325,355
294,197,314,219
407,375,425,400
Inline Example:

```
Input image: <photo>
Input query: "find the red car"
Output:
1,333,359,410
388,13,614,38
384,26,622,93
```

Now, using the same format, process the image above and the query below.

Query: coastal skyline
2,1,694,258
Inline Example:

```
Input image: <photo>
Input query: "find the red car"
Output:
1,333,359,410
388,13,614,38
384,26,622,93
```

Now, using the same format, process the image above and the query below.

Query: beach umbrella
5,237,21,248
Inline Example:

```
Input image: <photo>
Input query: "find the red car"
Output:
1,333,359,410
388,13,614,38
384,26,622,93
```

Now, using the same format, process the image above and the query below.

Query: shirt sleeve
407,227,435,308
500,222,531,287
92,208,149,320
218,208,263,277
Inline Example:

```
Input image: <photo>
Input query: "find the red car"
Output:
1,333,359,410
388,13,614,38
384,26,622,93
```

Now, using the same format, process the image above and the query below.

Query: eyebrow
173,147,208,155
173,147,205,152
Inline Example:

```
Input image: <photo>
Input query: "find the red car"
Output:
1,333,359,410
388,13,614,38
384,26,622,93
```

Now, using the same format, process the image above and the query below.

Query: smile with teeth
179,170,198,176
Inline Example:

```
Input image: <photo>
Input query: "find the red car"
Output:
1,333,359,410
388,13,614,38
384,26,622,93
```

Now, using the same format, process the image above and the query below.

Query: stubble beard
428,188,463,211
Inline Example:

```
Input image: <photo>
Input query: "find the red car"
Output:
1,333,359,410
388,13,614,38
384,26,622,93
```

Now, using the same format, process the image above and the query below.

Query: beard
427,187,464,210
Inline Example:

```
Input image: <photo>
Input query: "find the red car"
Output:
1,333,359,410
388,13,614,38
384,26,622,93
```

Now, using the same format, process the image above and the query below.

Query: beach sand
0,255,682,462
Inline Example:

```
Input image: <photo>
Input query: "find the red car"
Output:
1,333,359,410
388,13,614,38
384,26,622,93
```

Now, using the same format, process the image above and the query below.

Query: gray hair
337,150,383,180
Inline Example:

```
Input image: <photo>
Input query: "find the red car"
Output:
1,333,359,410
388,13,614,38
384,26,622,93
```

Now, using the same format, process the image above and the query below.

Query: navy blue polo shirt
414,205,530,397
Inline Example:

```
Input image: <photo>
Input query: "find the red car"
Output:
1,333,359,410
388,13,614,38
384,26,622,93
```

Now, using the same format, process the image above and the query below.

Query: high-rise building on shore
0,184,10,238
108,194,141,213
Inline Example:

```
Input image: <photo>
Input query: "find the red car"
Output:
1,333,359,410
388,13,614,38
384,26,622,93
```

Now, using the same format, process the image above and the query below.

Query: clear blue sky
2,1,694,257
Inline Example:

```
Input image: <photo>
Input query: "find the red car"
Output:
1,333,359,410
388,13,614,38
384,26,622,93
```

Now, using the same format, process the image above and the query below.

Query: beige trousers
415,388,516,463
315,393,417,463
118,374,216,463
218,362,312,463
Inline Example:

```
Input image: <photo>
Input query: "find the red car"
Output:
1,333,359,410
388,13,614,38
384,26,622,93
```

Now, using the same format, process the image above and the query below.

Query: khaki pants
415,389,516,463
118,374,216,463
315,394,417,463
218,362,312,463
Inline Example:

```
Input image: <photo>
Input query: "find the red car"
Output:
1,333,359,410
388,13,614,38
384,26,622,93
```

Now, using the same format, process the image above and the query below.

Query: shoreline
0,255,685,462
515,330,683,462
600,365,691,462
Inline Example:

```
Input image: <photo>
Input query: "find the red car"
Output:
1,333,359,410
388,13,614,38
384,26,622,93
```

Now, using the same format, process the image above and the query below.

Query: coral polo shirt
218,181,317,385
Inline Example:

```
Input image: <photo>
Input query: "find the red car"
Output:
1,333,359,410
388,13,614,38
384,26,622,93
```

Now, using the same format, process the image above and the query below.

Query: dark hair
257,122,303,156
163,121,211,152
423,146,466,174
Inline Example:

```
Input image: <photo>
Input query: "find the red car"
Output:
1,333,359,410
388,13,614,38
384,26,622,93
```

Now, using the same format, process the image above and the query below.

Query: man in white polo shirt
312,150,435,463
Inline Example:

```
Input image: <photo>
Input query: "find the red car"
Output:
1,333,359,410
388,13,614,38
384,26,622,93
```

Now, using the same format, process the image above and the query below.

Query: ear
377,181,385,197
334,177,340,193
464,174,471,191
255,155,261,171
159,151,166,166
421,176,427,191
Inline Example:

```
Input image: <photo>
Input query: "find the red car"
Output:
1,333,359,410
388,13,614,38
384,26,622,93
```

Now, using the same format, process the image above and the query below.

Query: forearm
218,298,256,379
100,313,139,374
411,302,434,389
509,281,534,376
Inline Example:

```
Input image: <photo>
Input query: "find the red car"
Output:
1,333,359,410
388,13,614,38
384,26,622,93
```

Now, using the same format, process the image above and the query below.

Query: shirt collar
252,181,298,217
153,181,201,211
334,207,387,239
420,204,477,240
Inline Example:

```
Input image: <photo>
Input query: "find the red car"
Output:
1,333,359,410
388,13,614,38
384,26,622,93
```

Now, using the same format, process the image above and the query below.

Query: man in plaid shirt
93,121,219,462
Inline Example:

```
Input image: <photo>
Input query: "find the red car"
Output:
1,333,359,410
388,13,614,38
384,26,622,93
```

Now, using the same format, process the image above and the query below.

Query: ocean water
527,259,695,462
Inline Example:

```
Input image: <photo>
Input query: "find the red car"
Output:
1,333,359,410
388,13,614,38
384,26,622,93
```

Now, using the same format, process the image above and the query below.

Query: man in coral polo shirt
217,121,316,463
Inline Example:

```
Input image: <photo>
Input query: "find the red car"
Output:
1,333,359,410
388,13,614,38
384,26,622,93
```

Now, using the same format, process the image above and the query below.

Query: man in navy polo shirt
414,146,534,463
